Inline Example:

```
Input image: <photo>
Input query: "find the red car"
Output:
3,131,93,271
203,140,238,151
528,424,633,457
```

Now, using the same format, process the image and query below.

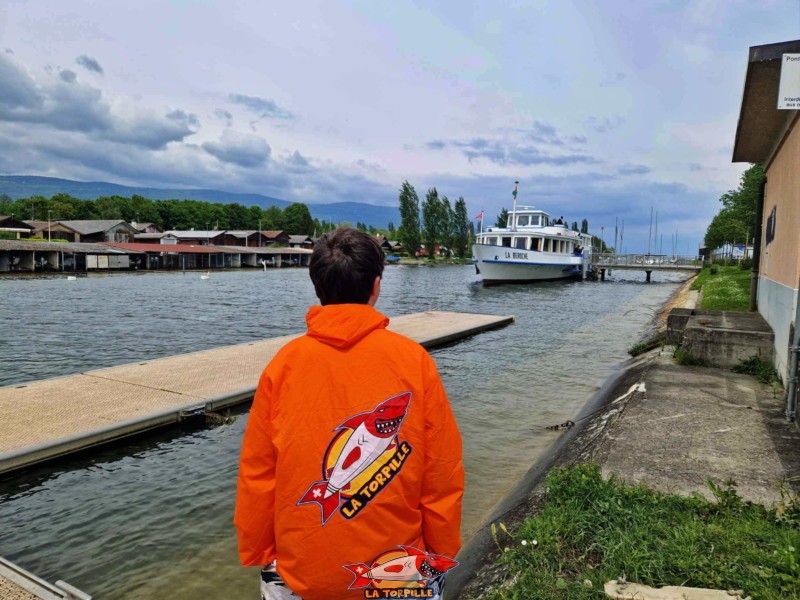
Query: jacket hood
306,304,390,349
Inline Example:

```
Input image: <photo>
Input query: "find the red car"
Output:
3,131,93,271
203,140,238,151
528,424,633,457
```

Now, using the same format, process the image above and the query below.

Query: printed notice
778,54,800,109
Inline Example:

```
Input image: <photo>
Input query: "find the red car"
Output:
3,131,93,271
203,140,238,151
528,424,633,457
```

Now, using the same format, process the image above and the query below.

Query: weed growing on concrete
733,355,782,385
476,464,800,600
673,346,705,366
627,332,666,357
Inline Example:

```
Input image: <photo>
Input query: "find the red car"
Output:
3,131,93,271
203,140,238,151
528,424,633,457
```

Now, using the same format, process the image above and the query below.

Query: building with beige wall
733,39,800,409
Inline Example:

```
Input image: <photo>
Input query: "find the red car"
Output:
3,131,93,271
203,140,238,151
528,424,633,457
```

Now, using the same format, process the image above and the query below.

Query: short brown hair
310,228,385,305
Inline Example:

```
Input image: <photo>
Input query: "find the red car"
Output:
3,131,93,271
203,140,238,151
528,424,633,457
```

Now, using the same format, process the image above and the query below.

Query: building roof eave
732,39,800,164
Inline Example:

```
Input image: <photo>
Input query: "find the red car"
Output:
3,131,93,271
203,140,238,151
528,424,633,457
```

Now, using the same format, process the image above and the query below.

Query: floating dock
0,311,513,476
0,557,91,600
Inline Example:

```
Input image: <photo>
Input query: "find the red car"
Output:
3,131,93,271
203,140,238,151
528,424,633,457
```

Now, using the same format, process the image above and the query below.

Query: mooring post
600,268,606,281
646,270,652,282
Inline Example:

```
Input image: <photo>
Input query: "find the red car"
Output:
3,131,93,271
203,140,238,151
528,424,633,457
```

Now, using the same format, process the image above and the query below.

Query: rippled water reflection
0,266,685,599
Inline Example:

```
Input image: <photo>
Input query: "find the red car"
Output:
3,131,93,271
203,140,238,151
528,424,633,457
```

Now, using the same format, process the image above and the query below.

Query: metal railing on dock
0,311,514,476
592,253,702,270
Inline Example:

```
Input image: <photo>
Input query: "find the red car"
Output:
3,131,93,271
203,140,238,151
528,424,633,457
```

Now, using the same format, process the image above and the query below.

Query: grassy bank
479,465,799,599
692,266,751,311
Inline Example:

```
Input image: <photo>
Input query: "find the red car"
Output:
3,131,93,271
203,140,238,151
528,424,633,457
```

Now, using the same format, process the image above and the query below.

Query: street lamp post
259,219,262,248
47,210,52,242
600,226,605,254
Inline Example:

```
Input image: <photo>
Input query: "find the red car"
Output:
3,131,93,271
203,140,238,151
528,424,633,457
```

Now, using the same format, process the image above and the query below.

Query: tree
704,208,750,251
703,164,763,252
421,187,445,260
397,181,421,257
224,203,250,229
262,206,283,230
571,221,579,232
581,219,589,234
439,196,454,258
495,208,508,228
452,197,470,258
387,222,395,234
281,203,314,235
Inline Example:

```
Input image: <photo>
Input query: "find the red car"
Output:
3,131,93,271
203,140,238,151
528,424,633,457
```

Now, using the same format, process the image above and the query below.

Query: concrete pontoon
0,311,514,475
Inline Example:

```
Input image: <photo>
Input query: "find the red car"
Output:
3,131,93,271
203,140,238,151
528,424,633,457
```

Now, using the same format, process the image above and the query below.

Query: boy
235,228,464,600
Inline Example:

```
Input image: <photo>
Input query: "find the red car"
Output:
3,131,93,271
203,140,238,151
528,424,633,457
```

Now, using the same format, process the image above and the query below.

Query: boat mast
511,181,519,232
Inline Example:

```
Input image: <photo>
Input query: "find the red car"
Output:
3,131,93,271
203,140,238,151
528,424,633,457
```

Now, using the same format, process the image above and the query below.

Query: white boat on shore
472,206,593,285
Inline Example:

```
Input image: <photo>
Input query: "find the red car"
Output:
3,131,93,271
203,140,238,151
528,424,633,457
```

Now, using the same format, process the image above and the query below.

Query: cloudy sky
1,0,798,252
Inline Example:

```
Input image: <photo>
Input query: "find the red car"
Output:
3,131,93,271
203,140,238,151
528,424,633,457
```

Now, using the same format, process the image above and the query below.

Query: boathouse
732,39,800,406
0,216,34,239
0,239,138,272
47,220,139,243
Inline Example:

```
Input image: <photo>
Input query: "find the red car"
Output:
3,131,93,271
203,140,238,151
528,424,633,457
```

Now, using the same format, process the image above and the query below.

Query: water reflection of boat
472,206,592,285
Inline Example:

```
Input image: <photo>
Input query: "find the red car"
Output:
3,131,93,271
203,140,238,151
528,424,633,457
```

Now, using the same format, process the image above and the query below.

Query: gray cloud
618,164,651,175
0,55,197,149
288,151,309,167
202,130,271,168
167,109,200,128
229,93,293,120
5,48,14,55
59,69,77,83
431,136,596,166
0,55,42,110
213,108,233,126
689,163,703,171
76,55,104,75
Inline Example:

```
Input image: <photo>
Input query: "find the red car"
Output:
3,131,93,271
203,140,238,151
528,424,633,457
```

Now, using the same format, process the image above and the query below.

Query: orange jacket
235,304,464,600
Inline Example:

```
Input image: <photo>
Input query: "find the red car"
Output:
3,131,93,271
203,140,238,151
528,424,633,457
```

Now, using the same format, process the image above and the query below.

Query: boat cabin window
514,237,526,249
517,215,529,227
529,237,541,251
543,239,550,252
485,236,497,246
501,236,512,247
543,216,549,226
530,216,540,226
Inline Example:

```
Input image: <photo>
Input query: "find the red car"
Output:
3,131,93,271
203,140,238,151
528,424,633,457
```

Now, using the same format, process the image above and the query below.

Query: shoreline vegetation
473,464,799,600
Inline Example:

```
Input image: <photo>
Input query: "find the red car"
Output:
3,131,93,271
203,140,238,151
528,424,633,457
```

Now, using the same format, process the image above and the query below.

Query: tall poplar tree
422,187,443,260
397,181,421,257
453,197,470,258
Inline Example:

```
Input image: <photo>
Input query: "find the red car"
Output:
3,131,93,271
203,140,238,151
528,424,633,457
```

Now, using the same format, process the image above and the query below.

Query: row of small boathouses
0,216,403,273
0,217,319,273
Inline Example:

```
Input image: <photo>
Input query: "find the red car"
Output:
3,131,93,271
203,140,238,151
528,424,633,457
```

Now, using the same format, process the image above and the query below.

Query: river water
0,266,686,599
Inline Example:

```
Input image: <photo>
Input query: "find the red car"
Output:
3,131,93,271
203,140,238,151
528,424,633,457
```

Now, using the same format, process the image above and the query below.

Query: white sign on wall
778,54,800,109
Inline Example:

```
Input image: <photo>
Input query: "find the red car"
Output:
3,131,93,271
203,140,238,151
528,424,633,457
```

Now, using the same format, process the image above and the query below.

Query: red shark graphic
298,392,412,524
343,545,459,589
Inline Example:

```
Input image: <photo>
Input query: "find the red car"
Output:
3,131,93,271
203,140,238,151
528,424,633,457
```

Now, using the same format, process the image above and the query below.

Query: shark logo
298,392,412,524
343,546,458,596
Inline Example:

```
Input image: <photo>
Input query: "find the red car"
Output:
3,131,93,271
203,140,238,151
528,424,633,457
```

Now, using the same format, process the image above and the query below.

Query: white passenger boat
472,206,593,285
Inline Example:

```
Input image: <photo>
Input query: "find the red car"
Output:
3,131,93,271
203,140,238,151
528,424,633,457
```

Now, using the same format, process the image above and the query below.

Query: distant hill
0,175,400,228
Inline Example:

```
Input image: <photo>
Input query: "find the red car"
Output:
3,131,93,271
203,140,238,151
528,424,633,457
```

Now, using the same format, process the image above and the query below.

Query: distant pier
591,253,702,282
0,311,514,476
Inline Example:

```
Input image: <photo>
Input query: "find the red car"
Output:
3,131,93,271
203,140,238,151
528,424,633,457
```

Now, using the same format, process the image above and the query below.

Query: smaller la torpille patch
343,545,458,598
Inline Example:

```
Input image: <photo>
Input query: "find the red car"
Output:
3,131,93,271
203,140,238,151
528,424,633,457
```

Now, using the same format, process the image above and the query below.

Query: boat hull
472,244,583,285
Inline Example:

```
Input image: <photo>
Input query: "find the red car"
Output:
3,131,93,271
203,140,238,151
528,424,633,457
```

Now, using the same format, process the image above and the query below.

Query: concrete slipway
0,310,513,477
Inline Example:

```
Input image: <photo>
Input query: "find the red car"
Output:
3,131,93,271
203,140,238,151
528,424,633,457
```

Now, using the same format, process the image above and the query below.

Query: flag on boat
475,212,484,219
